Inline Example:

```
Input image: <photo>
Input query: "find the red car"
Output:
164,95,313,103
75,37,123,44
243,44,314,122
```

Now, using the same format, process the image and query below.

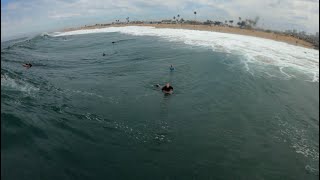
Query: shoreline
63,23,317,50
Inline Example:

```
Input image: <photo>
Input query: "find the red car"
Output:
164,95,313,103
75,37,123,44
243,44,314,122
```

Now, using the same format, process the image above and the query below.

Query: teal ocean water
1,26,319,179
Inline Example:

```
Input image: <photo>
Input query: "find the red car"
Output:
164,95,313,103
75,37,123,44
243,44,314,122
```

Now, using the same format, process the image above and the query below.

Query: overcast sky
1,0,319,41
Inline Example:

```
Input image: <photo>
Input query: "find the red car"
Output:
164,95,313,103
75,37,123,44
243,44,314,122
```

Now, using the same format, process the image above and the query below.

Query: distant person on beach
170,65,175,71
23,63,32,69
162,83,173,94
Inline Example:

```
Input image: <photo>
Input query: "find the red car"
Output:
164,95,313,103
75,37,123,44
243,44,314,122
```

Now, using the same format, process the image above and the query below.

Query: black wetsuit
24,63,32,68
162,86,173,92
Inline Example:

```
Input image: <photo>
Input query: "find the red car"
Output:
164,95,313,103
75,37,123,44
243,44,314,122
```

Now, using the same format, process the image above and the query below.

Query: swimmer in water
103,53,106,56
23,63,32,69
162,83,173,94
170,65,175,71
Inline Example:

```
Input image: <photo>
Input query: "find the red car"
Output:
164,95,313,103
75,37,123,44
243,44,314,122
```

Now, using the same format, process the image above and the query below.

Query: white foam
1,74,40,93
280,67,292,78
53,26,319,82
64,89,103,98
275,114,319,175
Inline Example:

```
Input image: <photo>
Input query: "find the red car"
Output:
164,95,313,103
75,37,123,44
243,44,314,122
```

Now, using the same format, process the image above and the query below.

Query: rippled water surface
1,27,319,180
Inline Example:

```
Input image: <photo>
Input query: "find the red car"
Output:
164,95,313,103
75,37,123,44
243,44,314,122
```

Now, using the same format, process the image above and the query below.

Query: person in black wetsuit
162,83,173,94
23,63,32,69
170,65,175,71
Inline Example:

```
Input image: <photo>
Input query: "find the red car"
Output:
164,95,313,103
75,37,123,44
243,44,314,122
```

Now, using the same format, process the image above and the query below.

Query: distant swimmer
23,63,32,69
112,41,115,44
103,53,106,56
162,83,173,94
155,84,161,88
170,65,175,71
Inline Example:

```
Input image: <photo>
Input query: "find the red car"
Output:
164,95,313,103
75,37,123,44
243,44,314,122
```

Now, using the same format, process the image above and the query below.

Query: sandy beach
63,23,316,49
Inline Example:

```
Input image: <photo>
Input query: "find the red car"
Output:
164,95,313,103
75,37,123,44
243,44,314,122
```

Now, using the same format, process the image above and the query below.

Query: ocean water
1,26,319,180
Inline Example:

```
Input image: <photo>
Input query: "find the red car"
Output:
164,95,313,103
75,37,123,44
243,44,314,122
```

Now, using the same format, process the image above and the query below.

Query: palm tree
194,11,197,24
253,16,259,26
179,17,184,27
177,14,180,22
239,17,241,21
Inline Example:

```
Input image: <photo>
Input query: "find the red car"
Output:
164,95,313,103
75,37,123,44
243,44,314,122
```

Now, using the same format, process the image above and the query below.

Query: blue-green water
1,28,319,180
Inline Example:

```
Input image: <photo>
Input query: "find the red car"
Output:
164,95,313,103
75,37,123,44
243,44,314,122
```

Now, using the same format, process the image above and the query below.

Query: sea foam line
53,26,319,82
1,74,40,94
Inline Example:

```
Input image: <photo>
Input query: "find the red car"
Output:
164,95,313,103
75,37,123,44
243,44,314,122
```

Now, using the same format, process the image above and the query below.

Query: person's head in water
162,83,173,94
23,63,32,68
103,53,106,56
170,65,174,70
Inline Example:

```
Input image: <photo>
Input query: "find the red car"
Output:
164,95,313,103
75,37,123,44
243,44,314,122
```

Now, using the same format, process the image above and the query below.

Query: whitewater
54,26,319,82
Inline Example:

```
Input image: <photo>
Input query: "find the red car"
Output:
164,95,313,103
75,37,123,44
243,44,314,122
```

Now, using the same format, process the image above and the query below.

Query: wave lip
53,26,319,82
